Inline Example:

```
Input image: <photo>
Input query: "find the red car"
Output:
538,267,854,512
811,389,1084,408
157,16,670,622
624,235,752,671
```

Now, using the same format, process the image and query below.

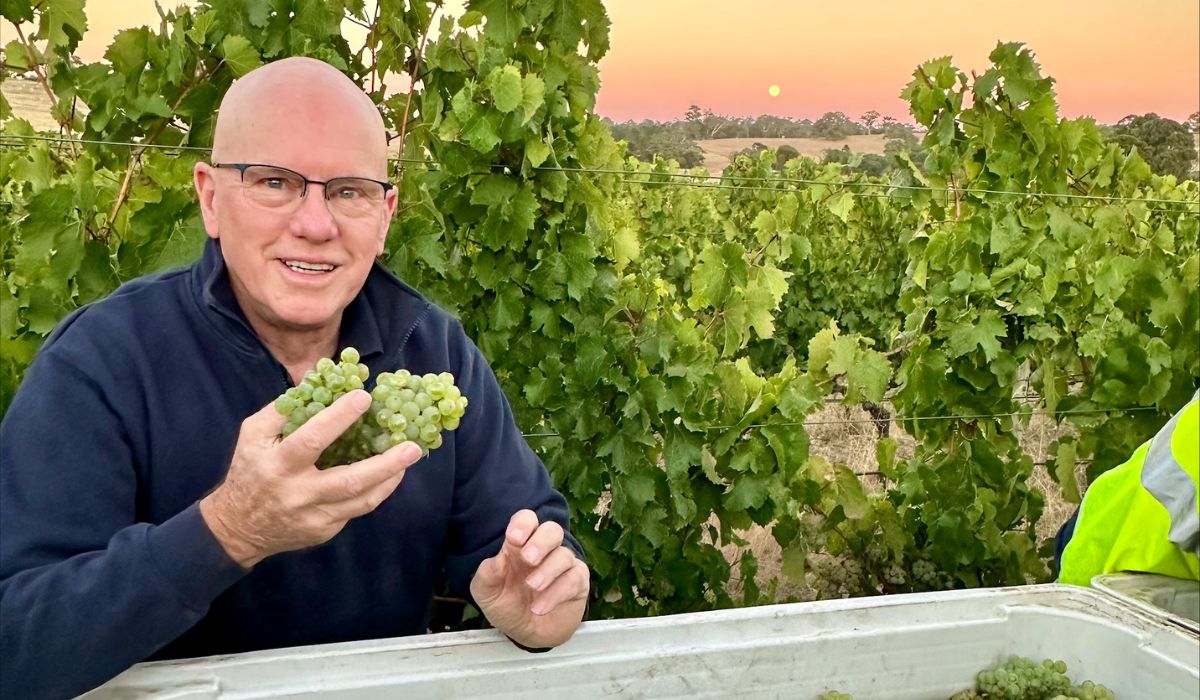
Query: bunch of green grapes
814,656,1114,700
1056,681,1115,700
274,347,374,467
975,657,1072,700
367,369,468,454
807,553,864,600
272,347,467,467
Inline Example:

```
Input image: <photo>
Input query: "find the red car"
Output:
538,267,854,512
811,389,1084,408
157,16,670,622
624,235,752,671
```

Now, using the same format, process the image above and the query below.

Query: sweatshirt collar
193,239,384,361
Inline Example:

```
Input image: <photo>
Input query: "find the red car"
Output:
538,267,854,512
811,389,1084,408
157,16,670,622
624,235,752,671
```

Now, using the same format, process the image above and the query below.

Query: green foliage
1109,113,1198,181
891,42,1199,583
811,111,866,140
821,145,890,177
607,120,705,169
2,0,1197,630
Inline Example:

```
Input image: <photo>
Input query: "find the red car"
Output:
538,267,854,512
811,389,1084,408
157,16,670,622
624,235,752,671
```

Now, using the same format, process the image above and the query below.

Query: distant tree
775,144,801,168
1110,113,1197,181
730,142,804,171
821,145,888,177
683,105,705,139
609,119,704,168
749,115,800,138
1187,112,1199,134
696,108,736,139
860,110,881,134
812,111,864,140
880,119,915,140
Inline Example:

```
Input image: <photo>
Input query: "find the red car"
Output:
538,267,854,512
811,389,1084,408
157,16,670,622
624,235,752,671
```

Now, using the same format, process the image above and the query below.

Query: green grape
274,396,299,416
273,349,468,465
972,656,1088,700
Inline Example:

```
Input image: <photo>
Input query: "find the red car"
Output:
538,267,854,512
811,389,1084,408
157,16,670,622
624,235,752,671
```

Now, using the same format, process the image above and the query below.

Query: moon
768,84,781,97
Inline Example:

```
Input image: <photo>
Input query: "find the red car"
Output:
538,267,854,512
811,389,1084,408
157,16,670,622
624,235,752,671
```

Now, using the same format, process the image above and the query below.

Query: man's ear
376,186,399,256
194,163,221,240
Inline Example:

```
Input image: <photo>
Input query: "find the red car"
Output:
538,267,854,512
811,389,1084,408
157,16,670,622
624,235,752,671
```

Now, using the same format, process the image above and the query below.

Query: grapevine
1,0,1196,623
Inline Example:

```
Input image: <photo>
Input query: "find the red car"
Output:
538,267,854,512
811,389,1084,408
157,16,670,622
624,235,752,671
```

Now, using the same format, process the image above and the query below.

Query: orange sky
68,0,1200,125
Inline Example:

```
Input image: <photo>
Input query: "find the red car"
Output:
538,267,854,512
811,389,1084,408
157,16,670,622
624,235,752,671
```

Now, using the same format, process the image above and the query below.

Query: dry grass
3,77,63,132
722,401,1082,602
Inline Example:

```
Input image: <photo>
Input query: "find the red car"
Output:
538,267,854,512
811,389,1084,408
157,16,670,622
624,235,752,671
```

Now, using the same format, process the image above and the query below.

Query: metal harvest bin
84,584,1199,699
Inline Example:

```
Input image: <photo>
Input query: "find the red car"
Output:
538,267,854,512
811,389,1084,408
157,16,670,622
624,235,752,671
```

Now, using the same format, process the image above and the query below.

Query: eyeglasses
212,163,393,219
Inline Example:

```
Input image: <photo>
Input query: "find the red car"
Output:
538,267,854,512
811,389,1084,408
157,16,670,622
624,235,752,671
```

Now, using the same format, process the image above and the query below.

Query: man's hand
199,390,421,568
470,510,590,649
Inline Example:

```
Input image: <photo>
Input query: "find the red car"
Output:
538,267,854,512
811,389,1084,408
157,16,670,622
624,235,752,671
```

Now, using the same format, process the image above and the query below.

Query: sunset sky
69,0,1200,125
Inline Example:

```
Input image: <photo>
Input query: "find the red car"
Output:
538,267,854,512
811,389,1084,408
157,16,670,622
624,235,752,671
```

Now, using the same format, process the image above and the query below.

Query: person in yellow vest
1057,389,1200,586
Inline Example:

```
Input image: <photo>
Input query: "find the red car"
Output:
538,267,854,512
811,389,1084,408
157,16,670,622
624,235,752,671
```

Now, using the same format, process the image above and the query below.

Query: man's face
194,71,396,337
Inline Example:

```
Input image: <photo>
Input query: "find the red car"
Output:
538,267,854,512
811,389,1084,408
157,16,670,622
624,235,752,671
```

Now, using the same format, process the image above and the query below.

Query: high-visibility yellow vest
1058,390,1200,586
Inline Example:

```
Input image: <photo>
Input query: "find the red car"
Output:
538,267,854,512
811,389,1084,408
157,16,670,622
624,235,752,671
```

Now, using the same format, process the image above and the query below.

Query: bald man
0,57,589,699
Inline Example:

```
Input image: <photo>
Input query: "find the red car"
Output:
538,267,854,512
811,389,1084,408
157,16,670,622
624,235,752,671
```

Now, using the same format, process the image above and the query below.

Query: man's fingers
504,510,540,548
278,390,373,466
516,519,565,567
470,549,511,604
525,546,578,592
314,441,421,505
531,558,590,616
316,470,406,521
242,398,290,442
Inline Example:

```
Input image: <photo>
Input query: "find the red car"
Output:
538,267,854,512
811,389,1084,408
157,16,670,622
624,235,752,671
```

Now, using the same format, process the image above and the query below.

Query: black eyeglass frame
211,162,394,199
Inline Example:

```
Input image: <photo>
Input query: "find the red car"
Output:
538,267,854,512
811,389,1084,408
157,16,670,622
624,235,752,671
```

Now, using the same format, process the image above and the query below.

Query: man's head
194,57,397,338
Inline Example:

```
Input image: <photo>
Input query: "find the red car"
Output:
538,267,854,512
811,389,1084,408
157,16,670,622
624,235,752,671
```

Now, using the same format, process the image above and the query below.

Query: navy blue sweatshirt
0,240,581,699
